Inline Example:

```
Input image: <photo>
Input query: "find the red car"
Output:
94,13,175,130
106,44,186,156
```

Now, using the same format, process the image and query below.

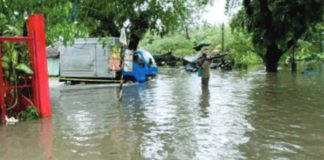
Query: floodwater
1,66,324,160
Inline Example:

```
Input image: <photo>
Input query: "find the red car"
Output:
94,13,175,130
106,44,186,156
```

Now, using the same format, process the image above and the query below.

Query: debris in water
5,115,19,125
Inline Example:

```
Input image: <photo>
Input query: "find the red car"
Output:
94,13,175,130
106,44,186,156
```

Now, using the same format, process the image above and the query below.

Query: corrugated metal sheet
59,38,119,78
47,58,59,76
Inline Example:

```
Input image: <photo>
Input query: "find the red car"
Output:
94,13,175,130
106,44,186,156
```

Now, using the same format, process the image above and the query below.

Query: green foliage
1,43,33,84
1,0,209,49
227,0,324,71
75,0,209,49
0,22,34,113
0,0,89,45
283,22,324,61
141,33,194,56
140,25,262,66
225,30,262,66
18,106,39,121
15,63,34,75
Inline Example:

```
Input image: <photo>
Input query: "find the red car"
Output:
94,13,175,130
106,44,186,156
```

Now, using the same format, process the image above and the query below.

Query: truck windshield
140,50,157,67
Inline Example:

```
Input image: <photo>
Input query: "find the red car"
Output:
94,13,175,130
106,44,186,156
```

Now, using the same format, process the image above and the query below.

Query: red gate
0,14,51,125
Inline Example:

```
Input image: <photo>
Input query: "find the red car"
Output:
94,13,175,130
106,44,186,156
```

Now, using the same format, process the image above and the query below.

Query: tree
75,0,209,50
1,0,210,49
0,0,89,45
226,0,324,72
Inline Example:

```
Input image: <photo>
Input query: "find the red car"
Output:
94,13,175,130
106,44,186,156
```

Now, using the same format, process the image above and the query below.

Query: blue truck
123,50,158,82
58,38,158,83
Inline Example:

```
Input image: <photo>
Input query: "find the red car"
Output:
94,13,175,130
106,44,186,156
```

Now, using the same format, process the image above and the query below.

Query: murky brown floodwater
1,65,324,160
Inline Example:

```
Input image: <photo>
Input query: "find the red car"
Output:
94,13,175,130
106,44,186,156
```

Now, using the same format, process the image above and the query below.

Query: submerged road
1,67,324,160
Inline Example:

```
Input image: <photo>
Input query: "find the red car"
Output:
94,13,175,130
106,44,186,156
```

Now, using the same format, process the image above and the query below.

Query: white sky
201,0,229,24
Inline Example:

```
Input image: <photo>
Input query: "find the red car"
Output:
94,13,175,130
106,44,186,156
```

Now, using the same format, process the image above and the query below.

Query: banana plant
1,42,34,112
1,14,38,120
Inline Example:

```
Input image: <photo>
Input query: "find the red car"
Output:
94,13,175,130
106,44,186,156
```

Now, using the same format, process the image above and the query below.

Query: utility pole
320,31,324,54
291,46,297,72
221,23,224,52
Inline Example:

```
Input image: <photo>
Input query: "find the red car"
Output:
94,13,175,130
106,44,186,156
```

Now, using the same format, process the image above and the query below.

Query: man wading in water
200,53,210,87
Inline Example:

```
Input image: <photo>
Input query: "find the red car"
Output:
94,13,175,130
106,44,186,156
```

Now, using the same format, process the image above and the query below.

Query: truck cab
123,50,158,82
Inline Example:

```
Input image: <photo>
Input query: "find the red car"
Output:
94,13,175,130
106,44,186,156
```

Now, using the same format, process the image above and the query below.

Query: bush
18,106,39,121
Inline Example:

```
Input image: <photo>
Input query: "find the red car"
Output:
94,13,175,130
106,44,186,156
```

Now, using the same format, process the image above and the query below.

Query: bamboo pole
117,47,125,101
117,28,128,101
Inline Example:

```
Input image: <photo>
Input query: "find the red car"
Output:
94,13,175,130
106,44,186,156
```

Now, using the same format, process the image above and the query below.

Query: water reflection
2,66,324,159
138,72,199,159
241,67,324,159
199,86,210,117
0,69,255,160
0,118,53,160
54,86,141,160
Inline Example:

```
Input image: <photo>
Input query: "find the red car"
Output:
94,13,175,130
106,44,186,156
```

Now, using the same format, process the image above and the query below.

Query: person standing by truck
201,53,210,87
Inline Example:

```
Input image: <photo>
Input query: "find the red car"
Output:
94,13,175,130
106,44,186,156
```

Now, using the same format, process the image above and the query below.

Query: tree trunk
128,13,149,50
264,43,283,72
185,26,190,39
128,33,140,50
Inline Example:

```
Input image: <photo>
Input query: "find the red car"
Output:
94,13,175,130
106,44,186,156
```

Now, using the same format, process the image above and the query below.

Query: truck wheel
70,81,80,85
124,77,135,83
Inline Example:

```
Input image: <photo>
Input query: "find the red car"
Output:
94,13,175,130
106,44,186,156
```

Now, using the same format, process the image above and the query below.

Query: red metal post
0,45,6,125
28,14,52,117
